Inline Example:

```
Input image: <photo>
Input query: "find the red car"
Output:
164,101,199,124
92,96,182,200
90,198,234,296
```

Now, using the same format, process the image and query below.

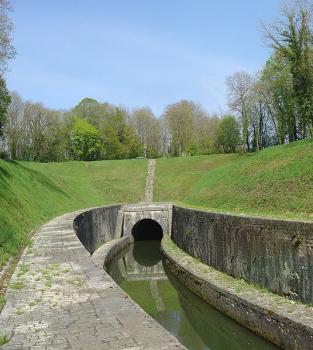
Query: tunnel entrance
131,219,163,241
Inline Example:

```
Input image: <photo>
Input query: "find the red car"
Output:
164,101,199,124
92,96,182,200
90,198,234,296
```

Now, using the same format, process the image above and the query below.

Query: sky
7,0,282,116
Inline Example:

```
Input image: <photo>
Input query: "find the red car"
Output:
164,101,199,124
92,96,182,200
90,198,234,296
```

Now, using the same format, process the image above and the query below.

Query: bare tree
130,107,161,157
5,91,23,159
163,100,196,156
226,71,254,151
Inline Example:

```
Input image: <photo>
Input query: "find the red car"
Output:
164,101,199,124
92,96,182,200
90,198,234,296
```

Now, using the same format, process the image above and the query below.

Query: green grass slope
2,139,313,269
155,139,313,220
0,159,147,268
154,154,240,202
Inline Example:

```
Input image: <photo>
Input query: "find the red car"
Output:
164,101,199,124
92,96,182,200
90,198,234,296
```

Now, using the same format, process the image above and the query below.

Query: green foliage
0,334,9,346
70,98,110,127
261,53,294,144
0,77,10,138
217,115,240,153
264,2,313,140
0,158,147,268
102,108,140,159
69,118,100,160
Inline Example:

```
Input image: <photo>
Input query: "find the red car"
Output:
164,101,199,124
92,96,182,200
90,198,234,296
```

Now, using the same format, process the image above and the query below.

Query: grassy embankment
2,138,313,270
0,159,147,269
154,139,313,220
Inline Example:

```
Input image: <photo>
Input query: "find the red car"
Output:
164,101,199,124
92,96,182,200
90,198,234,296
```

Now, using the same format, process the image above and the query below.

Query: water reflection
107,241,278,350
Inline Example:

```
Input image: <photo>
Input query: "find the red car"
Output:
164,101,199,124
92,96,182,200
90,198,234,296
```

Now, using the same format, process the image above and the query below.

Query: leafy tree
260,53,295,144
263,0,313,139
102,108,140,159
217,115,241,153
70,98,110,128
0,76,10,138
68,118,100,161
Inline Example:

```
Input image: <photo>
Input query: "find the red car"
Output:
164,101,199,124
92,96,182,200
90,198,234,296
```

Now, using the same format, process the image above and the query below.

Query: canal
107,240,279,350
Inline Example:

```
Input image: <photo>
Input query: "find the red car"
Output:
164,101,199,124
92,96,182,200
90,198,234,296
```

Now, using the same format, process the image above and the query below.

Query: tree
0,76,10,137
260,53,295,144
226,71,253,151
18,102,66,161
0,0,15,73
263,0,313,139
68,118,100,161
130,107,161,158
102,108,140,159
192,109,220,154
217,115,241,153
42,110,67,162
70,98,110,128
23,102,47,161
5,91,22,159
163,100,195,156
0,0,15,155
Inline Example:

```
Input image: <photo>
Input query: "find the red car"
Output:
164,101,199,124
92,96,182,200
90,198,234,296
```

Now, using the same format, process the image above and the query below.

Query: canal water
107,241,279,350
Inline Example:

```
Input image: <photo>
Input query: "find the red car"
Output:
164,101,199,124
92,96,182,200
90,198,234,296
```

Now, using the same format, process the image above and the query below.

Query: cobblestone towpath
0,210,184,350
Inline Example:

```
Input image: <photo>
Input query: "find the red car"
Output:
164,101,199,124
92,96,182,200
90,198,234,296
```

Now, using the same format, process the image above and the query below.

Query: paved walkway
0,211,184,350
144,159,156,203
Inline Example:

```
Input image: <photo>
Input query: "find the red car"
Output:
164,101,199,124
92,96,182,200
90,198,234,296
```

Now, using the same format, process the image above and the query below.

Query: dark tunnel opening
131,219,163,241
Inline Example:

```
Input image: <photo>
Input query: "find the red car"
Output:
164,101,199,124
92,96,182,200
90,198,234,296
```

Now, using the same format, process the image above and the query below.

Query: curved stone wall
161,235,313,350
73,205,121,254
171,205,313,303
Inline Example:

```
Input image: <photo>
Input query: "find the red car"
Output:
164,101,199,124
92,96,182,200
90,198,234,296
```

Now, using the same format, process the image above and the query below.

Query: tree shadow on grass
0,161,12,192
8,160,70,198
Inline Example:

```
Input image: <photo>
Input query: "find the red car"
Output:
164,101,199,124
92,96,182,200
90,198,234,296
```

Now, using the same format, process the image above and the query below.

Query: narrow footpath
144,159,156,203
0,210,184,350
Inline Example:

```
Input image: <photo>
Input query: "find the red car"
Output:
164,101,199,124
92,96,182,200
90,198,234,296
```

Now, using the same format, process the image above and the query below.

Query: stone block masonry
171,205,313,303
74,205,121,254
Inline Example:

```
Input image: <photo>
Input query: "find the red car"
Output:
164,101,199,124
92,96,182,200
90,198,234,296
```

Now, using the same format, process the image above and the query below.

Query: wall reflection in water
107,241,278,350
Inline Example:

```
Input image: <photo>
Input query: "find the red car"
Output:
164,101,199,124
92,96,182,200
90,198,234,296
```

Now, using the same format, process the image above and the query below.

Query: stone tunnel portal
131,218,163,241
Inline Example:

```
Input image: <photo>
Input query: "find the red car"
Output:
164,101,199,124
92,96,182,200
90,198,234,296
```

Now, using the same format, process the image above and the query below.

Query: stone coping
122,202,171,212
91,236,133,270
161,235,313,350
0,209,184,350
174,202,313,224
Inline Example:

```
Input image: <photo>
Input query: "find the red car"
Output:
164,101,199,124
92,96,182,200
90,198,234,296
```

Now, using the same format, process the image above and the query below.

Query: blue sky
8,0,281,116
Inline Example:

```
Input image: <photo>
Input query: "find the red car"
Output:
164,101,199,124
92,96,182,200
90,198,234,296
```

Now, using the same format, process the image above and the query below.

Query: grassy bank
155,139,313,220
2,138,313,269
154,154,240,202
0,159,147,268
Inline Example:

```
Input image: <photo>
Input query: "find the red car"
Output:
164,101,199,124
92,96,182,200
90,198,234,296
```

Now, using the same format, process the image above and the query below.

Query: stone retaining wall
161,236,313,350
73,205,121,254
172,205,313,303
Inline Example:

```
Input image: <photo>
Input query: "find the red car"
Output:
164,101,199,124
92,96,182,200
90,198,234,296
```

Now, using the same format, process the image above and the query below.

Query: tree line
2,95,229,161
1,0,313,161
